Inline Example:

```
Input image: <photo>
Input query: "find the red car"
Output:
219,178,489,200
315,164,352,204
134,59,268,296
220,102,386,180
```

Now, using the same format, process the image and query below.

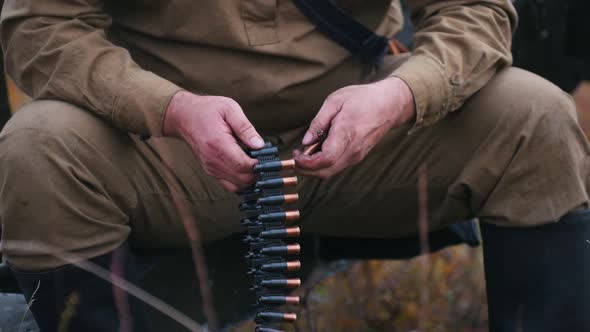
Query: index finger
216,135,258,173
295,125,350,170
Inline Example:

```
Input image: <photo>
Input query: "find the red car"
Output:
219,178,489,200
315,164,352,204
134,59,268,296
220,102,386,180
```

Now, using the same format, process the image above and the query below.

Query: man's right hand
162,91,265,192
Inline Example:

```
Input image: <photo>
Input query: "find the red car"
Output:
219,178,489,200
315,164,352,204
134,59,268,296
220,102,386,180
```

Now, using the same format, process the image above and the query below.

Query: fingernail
250,136,265,149
302,132,313,145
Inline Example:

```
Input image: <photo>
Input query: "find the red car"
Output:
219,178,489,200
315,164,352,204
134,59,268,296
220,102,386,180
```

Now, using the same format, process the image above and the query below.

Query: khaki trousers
1,60,589,270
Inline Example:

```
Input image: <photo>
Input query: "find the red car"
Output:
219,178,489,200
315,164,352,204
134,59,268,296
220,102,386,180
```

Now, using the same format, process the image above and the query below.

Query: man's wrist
379,76,416,125
162,90,190,138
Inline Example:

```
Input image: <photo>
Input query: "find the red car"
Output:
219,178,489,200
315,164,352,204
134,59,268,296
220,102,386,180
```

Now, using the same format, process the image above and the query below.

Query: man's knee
0,101,132,270
475,67,578,135
0,101,86,185
1,100,107,149
0,100,131,176
495,68,584,159
463,67,585,166
455,68,589,227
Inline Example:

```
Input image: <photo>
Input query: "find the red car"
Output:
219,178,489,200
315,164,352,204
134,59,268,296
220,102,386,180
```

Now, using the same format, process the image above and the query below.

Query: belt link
240,142,301,332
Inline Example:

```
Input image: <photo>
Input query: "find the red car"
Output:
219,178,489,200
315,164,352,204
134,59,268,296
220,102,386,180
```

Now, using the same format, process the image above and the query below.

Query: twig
18,280,40,332
153,139,219,331
112,247,133,332
417,164,431,331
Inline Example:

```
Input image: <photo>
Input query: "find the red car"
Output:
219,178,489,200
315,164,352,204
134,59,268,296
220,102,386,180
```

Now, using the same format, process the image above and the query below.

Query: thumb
223,103,265,149
303,95,342,145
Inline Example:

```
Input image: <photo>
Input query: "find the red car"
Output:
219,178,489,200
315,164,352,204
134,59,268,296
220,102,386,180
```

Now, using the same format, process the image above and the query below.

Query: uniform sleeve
391,0,517,133
0,0,182,135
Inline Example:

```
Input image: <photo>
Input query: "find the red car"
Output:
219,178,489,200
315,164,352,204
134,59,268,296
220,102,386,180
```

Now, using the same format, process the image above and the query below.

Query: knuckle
215,98,233,112
203,158,225,173
355,154,365,164
236,120,253,136
232,160,247,171
297,159,311,169
221,182,238,192
223,97,241,109
332,113,346,124
336,113,353,126
238,174,255,186
326,91,341,103
218,97,240,110
323,153,336,165
217,103,241,119
350,149,363,162
310,118,325,130
203,137,223,150
202,164,214,176
202,161,217,175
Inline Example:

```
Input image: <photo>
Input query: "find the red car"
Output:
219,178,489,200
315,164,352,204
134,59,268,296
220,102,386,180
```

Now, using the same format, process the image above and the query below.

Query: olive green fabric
0,0,587,271
1,60,588,270
1,0,516,135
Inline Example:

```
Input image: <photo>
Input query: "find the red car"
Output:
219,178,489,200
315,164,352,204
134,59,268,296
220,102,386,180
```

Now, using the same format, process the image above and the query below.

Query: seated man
0,0,588,331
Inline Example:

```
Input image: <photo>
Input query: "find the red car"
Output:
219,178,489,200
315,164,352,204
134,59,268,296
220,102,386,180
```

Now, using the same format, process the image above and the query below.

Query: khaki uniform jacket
0,0,516,136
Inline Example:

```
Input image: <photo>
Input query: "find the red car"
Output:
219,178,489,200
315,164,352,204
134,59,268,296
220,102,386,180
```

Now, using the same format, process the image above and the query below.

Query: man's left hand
294,77,415,179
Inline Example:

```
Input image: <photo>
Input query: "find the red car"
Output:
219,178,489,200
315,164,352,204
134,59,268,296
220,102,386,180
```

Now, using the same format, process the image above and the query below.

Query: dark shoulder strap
292,0,390,65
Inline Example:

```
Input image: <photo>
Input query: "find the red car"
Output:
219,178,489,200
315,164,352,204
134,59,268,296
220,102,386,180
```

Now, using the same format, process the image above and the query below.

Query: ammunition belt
240,143,302,332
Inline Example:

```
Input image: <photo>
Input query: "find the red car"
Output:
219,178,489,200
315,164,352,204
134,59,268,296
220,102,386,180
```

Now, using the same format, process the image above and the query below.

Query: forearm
0,1,181,135
393,0,517,132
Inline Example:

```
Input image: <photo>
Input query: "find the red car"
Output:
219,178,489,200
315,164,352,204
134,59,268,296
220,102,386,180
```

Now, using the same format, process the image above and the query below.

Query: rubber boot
481,210,590,331
11,244,149,332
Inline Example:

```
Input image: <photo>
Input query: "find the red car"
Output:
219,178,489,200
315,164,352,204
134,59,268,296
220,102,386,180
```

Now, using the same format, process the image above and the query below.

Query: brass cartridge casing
285,211,300,221
285,296,301,305
256,312,297,323
260,261,301,272
257,193,299,206
283,193,299,204
287,261,302,271
286,279,301,288
286,226,300,237
281,159,296,170
283,176,298,187
260,278,301,288
254,160,295,172
303,141,322,155
258,295,301,305
287,244,300,255
283,313,297,322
